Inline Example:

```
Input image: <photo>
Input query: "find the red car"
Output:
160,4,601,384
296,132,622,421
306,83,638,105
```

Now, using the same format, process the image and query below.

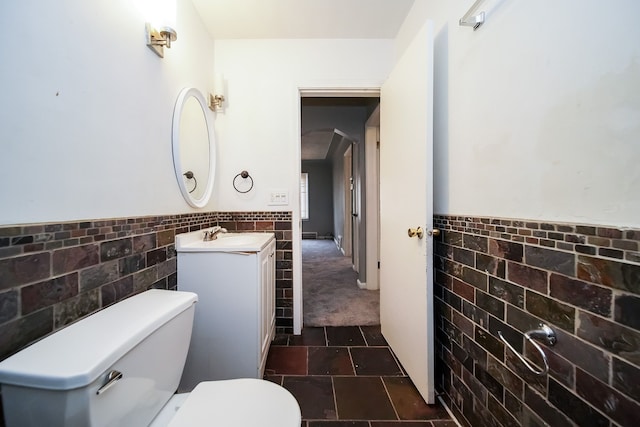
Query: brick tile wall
0,211,293,363
217,211,294,333
434,215,640,427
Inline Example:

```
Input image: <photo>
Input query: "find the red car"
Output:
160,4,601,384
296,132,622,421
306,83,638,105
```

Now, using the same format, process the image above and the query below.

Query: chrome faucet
203,226,227,241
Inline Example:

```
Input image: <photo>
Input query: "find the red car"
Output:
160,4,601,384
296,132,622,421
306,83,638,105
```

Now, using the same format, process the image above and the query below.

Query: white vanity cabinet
175,231,276,391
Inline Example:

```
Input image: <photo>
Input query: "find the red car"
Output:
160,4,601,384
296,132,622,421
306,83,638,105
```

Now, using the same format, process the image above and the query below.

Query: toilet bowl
0,290,301,427
150,379,300,427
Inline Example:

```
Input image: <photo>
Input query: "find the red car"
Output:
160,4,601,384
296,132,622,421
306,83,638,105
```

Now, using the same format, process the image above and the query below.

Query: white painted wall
211,39,393,212
213,39,394,333
0,0,215,225
404,0,640,227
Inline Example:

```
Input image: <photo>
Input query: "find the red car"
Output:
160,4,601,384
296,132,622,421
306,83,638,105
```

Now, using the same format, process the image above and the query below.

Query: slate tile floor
265,326,457,427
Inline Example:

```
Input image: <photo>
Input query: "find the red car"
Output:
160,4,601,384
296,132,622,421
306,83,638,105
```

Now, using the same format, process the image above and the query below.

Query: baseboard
357,279,366,289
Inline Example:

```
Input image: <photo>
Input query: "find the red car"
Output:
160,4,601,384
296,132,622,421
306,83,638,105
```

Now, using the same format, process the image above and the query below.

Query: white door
379,20,435,403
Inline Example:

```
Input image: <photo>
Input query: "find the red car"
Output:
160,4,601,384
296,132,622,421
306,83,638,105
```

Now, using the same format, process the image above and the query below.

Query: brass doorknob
407,227,424,239
428,229,441,237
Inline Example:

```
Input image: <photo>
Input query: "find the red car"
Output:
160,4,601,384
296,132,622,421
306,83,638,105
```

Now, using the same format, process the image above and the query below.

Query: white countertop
175,230,275,253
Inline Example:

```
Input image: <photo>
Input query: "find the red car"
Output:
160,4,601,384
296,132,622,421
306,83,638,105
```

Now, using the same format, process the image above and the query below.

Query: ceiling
301,97,379,161
191,0,415,39
301,129,342,160
190,1,397,161
301,129,359,161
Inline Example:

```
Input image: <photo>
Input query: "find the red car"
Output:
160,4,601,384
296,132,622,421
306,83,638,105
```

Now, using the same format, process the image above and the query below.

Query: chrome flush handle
96,370,123,395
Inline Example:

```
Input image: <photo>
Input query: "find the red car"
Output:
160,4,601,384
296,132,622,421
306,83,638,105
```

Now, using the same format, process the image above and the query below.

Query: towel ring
183,171,197,194
233,170,254,193
498,324,556,376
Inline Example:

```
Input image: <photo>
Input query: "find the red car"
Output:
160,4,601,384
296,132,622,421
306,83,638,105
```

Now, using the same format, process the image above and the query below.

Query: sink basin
175,230,275,253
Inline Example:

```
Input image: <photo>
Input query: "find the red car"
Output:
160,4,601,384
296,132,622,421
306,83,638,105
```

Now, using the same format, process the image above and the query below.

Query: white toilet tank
0,289,198,427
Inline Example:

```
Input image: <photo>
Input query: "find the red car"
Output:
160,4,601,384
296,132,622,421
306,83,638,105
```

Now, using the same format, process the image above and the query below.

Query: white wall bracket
459,0,486,31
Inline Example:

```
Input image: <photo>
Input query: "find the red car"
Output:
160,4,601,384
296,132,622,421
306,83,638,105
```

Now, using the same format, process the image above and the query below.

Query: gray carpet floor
302,239,380,326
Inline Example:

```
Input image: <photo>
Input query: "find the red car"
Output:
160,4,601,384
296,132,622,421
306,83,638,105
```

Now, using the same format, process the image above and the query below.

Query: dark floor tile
430,422,458,427
263,375,283,385
371,423,433,427
265,346,307,375
334,376,397,420
267,328,453,425
309,422,369,427
384,377,450,420
350,347,403,376
361,325,388,346
309,347,355,375
284,376,336,420
326,326,366,346
291,327,327,346
272,334,290,346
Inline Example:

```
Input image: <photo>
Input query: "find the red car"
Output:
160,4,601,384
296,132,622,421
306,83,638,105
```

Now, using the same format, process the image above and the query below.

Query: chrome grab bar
96,370,123,395
498,324,556,376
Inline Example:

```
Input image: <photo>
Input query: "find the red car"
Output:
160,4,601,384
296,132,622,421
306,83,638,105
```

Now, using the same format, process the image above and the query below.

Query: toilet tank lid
0,290,198,390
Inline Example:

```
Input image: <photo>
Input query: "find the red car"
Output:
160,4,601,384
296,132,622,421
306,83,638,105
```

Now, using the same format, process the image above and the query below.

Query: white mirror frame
171,87,216,208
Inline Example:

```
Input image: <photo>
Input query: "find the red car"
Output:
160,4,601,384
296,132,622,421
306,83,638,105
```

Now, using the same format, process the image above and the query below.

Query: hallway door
379,20,435,404
343,145,353,257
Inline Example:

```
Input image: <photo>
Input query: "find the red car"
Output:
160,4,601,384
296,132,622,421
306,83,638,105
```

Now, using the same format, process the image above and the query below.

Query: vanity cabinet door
259,240,276,376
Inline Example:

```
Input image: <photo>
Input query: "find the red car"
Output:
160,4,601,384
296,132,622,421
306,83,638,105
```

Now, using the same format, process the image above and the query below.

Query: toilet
0,290,301,427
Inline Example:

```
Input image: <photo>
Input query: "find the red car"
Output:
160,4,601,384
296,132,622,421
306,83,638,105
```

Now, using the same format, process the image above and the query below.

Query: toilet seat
163,379,301,427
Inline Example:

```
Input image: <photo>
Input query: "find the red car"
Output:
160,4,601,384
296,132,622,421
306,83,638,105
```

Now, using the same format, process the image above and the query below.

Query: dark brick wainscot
0,211,293,363
434,215,640,427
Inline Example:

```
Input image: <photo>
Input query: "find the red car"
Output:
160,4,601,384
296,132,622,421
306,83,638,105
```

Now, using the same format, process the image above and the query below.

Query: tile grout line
380,374,401,421
347,346,358,375
387,345,409,377
360,325,370,346
330,375,339,422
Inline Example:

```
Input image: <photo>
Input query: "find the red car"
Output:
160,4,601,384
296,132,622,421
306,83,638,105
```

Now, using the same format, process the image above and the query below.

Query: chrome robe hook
498,324,556,376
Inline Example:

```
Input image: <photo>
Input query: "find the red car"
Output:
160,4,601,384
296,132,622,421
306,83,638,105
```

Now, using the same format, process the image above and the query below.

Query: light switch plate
268,190,289,206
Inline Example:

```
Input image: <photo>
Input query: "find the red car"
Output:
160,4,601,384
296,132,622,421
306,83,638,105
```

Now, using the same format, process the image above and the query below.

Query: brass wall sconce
145,23,177,58
209,74,226,111
209,93,225,111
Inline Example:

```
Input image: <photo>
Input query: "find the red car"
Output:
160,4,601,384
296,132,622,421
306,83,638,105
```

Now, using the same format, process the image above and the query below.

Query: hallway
303,239,379,326
265,326,455,426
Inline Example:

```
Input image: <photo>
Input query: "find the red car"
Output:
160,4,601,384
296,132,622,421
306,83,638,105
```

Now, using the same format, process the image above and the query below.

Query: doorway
300,96,380,327
293,20,435,404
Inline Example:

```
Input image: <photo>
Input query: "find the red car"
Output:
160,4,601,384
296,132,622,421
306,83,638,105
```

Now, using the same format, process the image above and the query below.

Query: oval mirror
172,88,216,208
